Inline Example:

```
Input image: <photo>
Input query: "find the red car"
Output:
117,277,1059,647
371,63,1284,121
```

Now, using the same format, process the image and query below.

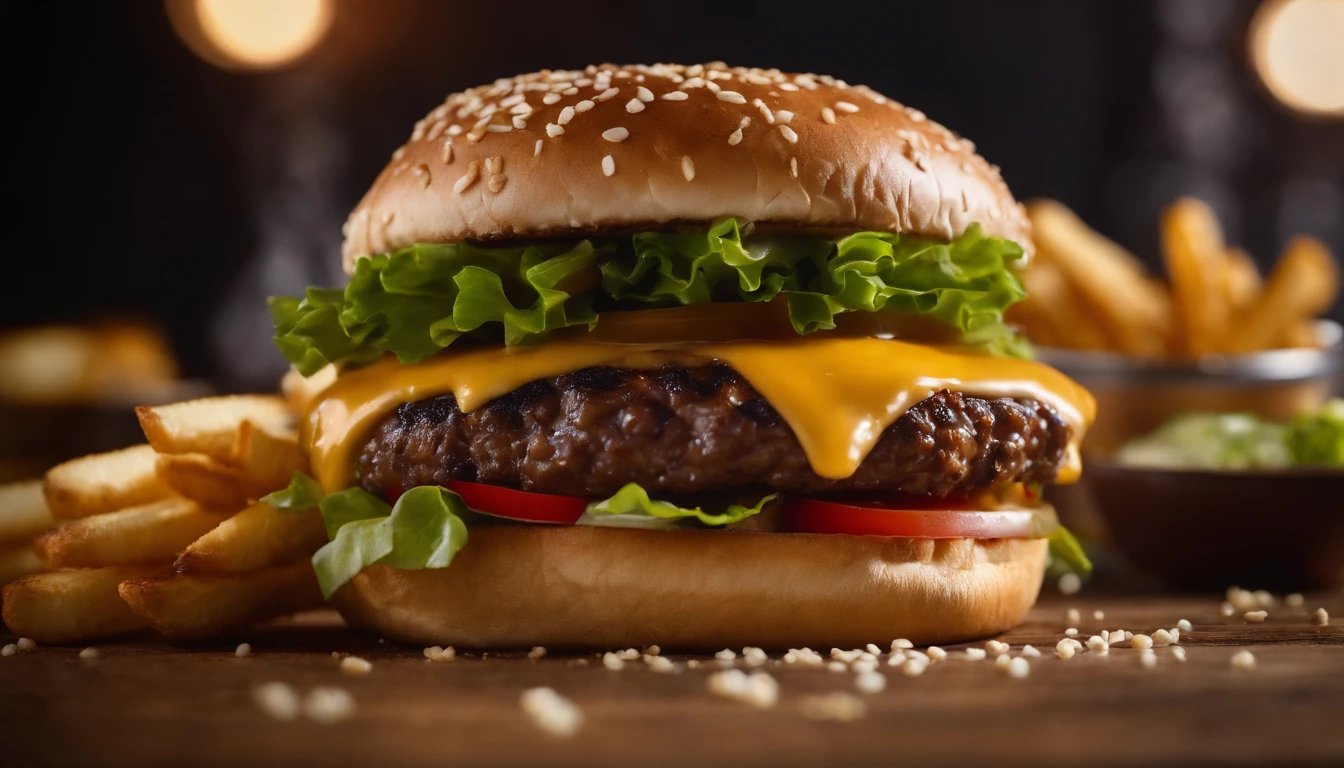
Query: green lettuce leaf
1286,398,1344,467
261,472,325,512
1115,413,1292,470
582,483,776,527
273,220,1030,374
1047,526,1092,574
311,486,469,598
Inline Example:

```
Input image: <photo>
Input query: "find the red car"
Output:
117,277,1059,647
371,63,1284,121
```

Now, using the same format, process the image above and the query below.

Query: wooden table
3,592,1341,767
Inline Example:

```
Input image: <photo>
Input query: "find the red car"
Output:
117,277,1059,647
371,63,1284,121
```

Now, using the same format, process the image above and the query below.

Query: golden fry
281,365,337,414
1027,200,1171,357
1161,198,1231,356
34,498,229,569
1229,236,1340,353
155,453,275,510
2,565,164,643
0,544,45,586
118,561,323,639
44,444,174,519
1015,261,1114,351
1223,247,1263,319
230,421,307,490
176,500,327,576
0,480,55,546
136,395,293,464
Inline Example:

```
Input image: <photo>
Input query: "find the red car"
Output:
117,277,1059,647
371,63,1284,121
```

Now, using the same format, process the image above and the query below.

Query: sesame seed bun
341,63,1031,272
330,526,1046,650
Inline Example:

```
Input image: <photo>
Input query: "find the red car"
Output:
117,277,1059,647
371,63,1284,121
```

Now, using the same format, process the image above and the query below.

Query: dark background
5,0,1342,390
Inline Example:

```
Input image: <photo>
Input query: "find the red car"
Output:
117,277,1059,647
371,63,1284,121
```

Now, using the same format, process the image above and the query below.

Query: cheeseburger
270,63,1095,650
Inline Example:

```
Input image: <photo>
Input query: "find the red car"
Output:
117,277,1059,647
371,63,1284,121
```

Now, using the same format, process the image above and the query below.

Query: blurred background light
1249,0,1344,117
167,0,332,71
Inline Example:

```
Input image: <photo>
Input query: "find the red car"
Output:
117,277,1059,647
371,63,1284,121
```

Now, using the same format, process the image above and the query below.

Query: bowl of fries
1012,198,1343,456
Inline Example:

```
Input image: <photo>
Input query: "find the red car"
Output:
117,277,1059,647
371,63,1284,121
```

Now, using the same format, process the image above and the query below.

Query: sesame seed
509,103,533,116
964,648,986,661
79,647,100,660
595,87,619,102
1132,634,1154,651
926,646,947,662
1169,628,1182,643
681,77,706,89
851,658,878,674
681,155,695,181
1066,608,1081,624
441,139,454,164
16,638,35,652
1093,610,1106,620
742,647,768,667
1220,602,1236,616
486,124,512,133
779,82,799,91
1177,619,1193,632
1108,630,1125,645
616,648,640,661
826,661,847,673
728,128,743,145
235,643,252,658
545,123,565,138
716,90,747,104
1172,646,1188,661
1065,627,1079,637
602,127,629,142
521,687,583,737
1285,593,1305,607
864,643,882,655
789,157,798,178
447,124,463,136
774,109,794,124
1152,629,1174,646
1254,590,1276,607
500,93,525,108
1057,640,1077,660
1021,645,1042,658
601,155,615,176
1227,587,1258,612
707,669,779,708
562,87,578,95
835,101,860,113
1086,635,1109,652
715,648,738,661
646,656,677,673
891,638,914,650
341,656,373,676
636,86,653,102
423,645,456,662
1312,608,1330,626
1006,658,1030,679
453,161,480,194
574,99,595,113
555,106,576,125
705,81,721,93
984,640,1009,655
755,100,774,124
855,670,887,693
1140,650,1157,669
1057,573,1082,595
487,174,507,193
512,116,527,129
1231,650,1256,670
1,644,15,657
534,139,542,156
1244,611,1268,623
602,652,624,670
645,645,661,656
800,692,865,722
305,687,356,725
625,99,645,113
994,653,1012,670
542,93,562,105
253,682,301,721
661,91,688,101
778,125,798,143
902,657,929,677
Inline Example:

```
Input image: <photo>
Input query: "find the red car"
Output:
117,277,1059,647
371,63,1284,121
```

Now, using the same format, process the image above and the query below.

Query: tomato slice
443,481,587,525
780,495,1041,539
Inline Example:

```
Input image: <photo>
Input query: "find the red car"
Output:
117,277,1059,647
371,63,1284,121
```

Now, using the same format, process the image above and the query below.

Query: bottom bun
332,526,1047,651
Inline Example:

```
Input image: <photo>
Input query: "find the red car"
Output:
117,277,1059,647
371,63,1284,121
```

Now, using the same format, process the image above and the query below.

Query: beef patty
356,364,1072,499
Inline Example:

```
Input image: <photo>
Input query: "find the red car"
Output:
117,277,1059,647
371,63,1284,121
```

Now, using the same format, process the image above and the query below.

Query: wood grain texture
1,593,1341,767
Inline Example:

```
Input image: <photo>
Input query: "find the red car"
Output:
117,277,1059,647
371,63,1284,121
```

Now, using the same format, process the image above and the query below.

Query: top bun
342,63,1030,272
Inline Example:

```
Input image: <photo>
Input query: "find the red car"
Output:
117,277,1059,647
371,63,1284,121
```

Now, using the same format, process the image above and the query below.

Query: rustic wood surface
2,592,1341,768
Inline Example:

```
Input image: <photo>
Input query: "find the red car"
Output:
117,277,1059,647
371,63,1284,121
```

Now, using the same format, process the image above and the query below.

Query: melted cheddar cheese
301,337,1095,494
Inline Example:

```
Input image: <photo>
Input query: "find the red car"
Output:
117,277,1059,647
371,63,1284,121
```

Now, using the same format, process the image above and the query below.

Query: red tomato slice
780,496,1040,539
443,481,587,525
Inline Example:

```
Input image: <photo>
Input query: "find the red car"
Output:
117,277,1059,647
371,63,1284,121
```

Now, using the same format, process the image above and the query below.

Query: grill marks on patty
356,364,1073,499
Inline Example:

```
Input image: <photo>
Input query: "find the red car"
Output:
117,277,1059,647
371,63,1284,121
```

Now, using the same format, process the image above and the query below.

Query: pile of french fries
1011,198,1340,357
1,395,328,643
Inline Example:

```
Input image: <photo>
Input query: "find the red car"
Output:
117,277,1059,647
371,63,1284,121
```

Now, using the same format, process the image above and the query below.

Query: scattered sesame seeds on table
2,592,1342,767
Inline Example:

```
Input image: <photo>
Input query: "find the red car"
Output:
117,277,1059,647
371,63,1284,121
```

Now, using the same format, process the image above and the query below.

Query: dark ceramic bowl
1086,459,1344,591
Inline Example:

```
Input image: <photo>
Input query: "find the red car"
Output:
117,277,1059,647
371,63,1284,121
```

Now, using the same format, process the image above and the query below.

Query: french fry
281,365,337,414
1162,198,1233,356
1277,320,1321,349
0,545,45,586
230,420,307,489
1229,236,1340,353
155,453,276,510
1223,247,1263,319
118,561,323,639
2,565,163,643
0,480,56,546
1016,260,1114,351
176,500,327,575
43,444,174,519
33,498,229,569
1027,200,1171,356
136,395,293,464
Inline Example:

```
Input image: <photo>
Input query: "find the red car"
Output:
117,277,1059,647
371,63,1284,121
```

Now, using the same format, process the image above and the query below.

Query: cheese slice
302,337,1095,493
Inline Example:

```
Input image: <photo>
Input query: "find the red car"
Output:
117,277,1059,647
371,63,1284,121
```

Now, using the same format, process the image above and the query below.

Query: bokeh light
167,0,332,71
1249,0,1344,117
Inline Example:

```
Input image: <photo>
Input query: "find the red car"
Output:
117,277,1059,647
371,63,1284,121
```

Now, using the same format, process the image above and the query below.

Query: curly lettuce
581,483,775,528
272,219,1030,375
